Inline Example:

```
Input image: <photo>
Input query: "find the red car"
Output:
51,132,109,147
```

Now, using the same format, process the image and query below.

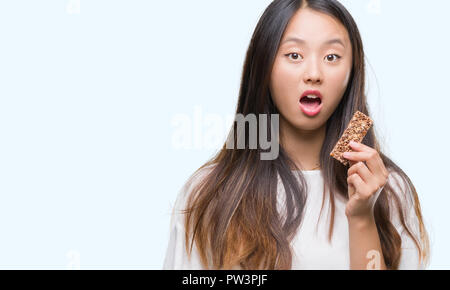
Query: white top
163,167,426,270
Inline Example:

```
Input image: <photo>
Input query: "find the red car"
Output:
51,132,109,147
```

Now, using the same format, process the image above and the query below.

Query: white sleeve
388,171,427,270
162,218,206,269
162,167,213,270
396,206,426,270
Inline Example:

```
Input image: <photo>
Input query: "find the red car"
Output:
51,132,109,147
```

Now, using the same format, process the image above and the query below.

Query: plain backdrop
0,0,448,269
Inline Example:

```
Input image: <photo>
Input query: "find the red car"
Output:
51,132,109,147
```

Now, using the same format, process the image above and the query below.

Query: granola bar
330,111,373,166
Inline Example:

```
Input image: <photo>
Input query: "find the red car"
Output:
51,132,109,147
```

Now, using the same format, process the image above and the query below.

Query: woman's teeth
301,95,321,104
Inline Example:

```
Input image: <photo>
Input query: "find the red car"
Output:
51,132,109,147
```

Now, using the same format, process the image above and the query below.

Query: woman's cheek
326,66,351,94
282,65,304,98
341,68,351,89
319,67,349,112
272,63,300,105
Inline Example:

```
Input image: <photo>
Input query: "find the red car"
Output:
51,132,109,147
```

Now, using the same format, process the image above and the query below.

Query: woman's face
270,8,353,131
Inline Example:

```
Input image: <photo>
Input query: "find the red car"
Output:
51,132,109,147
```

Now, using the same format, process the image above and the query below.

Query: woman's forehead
281,8,350,46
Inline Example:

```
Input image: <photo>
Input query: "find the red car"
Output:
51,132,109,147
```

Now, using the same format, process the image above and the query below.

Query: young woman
163,0,430,270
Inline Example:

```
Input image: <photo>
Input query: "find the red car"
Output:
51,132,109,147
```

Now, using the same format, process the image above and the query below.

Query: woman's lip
300,90,323,101
299,101,323,117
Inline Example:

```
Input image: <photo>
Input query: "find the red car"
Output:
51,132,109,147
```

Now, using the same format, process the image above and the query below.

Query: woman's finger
344,143,385,176
347,173,370,198
350,142,389,181
348,161,372,184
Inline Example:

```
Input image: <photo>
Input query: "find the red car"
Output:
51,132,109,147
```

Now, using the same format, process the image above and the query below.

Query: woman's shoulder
385,168,421,233
180,163,216,201
169,163,217,227
386,168,415,207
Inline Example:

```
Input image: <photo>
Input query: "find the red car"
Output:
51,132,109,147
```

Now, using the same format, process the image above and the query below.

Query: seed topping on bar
330,111,373,166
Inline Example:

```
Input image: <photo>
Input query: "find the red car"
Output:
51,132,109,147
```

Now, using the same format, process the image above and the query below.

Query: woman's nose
303,60,323,85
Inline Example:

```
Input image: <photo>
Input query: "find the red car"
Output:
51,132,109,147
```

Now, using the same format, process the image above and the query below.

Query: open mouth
299,95,322,108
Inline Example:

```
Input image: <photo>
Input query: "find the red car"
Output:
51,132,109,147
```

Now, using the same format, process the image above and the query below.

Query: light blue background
0,0,448,269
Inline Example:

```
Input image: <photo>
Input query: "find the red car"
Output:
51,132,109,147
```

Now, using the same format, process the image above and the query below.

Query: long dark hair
181,0,430,269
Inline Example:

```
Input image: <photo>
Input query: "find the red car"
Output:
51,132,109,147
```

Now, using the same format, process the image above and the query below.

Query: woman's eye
286,53,302,61
325,54,341,62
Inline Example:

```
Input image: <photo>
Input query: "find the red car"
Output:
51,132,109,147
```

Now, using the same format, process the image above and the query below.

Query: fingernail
343,152,349,158
350,141,357,146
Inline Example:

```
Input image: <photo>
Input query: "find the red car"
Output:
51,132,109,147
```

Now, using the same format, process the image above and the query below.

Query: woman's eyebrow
281,37,346,48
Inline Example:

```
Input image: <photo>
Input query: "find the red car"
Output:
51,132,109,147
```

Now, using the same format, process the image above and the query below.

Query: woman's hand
342,141,389,219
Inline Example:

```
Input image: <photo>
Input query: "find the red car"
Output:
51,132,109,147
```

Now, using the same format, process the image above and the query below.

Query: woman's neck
280,117,326,171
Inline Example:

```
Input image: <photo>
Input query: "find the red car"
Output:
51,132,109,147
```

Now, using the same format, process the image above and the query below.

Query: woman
163,0,430,270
